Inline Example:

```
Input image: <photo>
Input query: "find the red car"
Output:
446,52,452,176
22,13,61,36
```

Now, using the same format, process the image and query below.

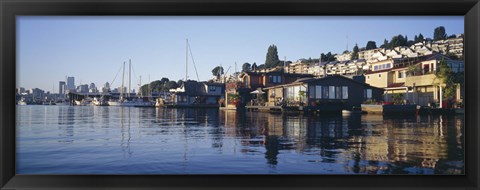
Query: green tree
298,90,306,106
140,78,179,94
150,80,163,92
380,39,388,48
392,93,404,105
418,33,424,42
164,81,178,91
140,84,149,96
414,33,425,43
177,80,184,87
242,62,251,72
389,35,407,48
160,77,169,84
251,62,258,71
265,44,280,68
212,66,224,78
407,40,415,46
257,64,266,70
365,41,377,50
351,43,359,60
321,52,336,62
434,59,456,100
407,64,421,76
434,26,447,41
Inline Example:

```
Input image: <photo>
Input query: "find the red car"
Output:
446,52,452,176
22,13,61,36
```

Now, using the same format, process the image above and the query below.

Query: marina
14,16,466,175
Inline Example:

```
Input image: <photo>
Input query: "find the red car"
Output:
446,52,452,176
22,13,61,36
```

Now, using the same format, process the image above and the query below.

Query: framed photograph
1,0,479,189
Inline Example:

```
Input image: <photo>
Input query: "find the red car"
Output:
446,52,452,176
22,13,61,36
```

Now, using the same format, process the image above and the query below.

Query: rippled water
16,105,464,174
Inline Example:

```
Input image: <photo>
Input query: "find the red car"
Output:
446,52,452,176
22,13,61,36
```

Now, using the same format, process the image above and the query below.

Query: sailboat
134,76,155,107
75,85,92,106
108,61,127,106
108,59,143,107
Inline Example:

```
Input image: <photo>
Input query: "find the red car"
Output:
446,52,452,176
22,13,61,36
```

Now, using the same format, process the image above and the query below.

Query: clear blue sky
17,16,463,92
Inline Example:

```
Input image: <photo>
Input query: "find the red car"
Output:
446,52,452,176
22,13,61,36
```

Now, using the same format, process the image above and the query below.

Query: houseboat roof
241,71,314,78
364,69,393,75
387,82,406,88
264,75,383,90
174,81,224,96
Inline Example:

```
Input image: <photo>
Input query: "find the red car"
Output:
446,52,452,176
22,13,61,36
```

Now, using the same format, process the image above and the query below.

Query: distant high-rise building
30,88,45,101
67,76,75,90
102,82,111,93
89,83,96,89
16,87,25,94
59,81,66,94
77,84,89,93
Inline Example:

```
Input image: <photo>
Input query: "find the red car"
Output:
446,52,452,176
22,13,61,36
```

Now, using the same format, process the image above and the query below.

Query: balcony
405,73,437,87
225,82,247,90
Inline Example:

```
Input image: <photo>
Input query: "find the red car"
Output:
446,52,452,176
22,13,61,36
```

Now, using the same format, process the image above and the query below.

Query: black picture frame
1,0,479,189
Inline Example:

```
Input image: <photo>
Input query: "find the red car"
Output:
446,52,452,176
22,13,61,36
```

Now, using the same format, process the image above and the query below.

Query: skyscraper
67,77,75,91
59,81,66,94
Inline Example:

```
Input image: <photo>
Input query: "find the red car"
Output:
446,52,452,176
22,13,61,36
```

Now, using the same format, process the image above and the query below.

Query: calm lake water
16,105,464,174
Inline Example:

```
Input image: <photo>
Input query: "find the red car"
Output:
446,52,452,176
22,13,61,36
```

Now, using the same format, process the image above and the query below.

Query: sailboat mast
121,61,125,100
148,75,151,97
186,38,188,81
129,59,131,98
139,75,142,98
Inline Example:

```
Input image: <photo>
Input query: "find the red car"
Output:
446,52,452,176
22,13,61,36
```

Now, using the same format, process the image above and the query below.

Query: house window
208,86,216,92
378,74,381,78
398,71,406,79
365,89,372,99
323,86,329,99
329,86,335,99
336,86,342,99
315,86,322,99
179,95,188,102
342,86,348,99
270,75,282,83
386,63,391,68
309,86,315,99
374,65,378,70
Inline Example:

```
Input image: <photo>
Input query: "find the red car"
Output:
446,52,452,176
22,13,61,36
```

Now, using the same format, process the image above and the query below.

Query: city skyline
17,16,464,90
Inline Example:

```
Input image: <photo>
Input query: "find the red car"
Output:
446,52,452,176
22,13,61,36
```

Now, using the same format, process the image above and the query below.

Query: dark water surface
16,105,464,174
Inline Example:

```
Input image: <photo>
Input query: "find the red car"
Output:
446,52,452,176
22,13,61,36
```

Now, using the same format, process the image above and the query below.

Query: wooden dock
361,104,418,115
245,106,284,112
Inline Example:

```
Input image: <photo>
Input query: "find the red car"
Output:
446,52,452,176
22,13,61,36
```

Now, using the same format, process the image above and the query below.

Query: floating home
224,70,313,109
169,81,225,108
263,75,384,113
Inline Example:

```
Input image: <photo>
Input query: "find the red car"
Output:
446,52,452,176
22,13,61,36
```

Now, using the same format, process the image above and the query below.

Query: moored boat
92,97,109,106
17,98,28,105
342,107,362,115
75,98,92,106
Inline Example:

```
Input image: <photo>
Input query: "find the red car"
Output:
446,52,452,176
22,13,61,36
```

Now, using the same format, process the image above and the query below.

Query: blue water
16,106,464,174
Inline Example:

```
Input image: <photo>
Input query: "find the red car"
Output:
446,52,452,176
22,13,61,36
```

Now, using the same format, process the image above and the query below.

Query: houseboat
168,81,225,108
263,75,384,113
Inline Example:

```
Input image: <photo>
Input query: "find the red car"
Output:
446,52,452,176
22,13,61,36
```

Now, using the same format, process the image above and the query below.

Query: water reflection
120,107,132,158
219,110,464,174
16,106,464,174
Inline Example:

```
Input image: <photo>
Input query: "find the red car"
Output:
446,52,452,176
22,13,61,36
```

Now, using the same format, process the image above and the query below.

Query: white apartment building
284,61,311,74
335,51,352,61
